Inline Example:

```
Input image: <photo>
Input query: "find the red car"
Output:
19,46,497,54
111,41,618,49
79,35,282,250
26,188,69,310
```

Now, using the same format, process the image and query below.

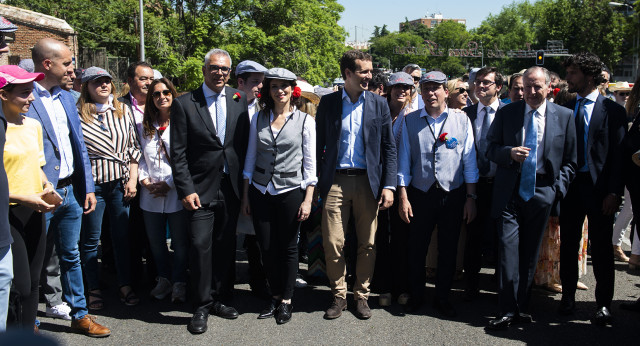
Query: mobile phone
42,189,63,205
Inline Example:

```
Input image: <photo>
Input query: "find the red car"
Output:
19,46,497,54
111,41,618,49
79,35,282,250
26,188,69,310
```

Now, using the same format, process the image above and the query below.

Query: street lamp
609,1,635,81
139,0,145,61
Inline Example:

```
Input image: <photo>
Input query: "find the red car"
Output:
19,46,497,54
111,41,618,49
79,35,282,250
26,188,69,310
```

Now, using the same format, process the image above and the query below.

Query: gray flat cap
387,72,413,86
468,68,481,83
420,71,448,85
0,17,18,33
18,59,34,73
265,67,296,81
235,60,267,76
81,66,113,84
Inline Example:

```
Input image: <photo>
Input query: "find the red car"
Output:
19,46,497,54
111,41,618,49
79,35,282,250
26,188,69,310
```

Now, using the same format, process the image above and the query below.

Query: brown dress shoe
630,254,640,270
356,299,372,319
324,297,347,319
71,315,111,338
613,246,630,262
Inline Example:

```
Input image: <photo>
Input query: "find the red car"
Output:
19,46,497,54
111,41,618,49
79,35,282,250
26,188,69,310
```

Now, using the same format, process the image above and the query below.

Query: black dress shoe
558,297,575,316
211,302,239,319
187,312,209,334
487,314,517,330
591,306,612,326
275,302,292,324
433,300,457,318
620,298,640,312
258,299,279,319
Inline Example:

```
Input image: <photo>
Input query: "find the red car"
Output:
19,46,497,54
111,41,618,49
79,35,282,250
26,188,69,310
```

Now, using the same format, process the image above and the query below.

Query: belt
336,168,367,176
56,177,73,189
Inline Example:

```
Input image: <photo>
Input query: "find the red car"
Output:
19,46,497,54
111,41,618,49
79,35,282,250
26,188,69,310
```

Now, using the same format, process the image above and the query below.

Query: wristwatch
466,193,478,200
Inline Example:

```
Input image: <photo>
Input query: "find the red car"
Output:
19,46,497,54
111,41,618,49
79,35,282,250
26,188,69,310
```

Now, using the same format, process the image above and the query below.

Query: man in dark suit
170,48,249,334
462,66,506,301
485,66,577,330
559,53,627,325
316,50,396,320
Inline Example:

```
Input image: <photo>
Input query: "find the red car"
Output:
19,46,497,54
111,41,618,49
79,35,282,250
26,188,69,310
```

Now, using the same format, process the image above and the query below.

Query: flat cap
0,17,17,33
265,67,296,81
387,72,413,86
81,66,113,84
420,71,448,85
18,59,34,73
468,68,481,83
235,60,267,76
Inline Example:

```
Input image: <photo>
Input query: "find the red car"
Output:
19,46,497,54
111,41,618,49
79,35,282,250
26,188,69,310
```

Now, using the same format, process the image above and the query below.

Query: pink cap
0,76,6,89
0,65,45,85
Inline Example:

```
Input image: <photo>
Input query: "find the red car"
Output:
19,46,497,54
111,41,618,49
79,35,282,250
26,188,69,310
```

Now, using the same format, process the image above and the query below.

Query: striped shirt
80,104,142,184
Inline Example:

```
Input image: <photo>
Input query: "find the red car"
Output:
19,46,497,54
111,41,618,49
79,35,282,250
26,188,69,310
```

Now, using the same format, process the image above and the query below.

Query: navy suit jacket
563,94,627,196
25,87,94,200
463,100,506,160
315,90,396,201
486,100,577,217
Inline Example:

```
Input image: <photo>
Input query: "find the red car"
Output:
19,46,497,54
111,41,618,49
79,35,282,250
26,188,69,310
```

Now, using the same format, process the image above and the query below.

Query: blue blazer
315,90,397,201
26,88,94,201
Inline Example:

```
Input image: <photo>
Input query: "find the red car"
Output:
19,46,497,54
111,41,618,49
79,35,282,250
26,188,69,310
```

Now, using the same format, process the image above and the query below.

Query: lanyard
425,113,448,150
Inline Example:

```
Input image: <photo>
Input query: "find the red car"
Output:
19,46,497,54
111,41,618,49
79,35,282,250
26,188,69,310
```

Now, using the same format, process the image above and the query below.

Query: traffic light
536,50,544,66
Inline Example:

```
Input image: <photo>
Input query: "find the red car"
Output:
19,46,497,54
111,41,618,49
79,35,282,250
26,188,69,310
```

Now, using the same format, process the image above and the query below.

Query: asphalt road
14,243,640,345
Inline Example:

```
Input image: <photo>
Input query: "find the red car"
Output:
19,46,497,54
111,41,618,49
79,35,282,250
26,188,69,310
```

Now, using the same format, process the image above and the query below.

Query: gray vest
404,109,470,191
252,109,308,190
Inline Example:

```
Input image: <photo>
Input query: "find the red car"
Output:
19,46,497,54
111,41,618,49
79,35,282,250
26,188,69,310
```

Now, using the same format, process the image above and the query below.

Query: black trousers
497,185,554,315
189,175,239,312
372,208,391,294
560,172,615,308
407,184,465,303
9,205,46,328
249,185,302,300
464,178,497,290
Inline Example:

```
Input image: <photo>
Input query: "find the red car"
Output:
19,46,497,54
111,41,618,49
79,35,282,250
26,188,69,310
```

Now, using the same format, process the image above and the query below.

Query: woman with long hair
77,67,141,309
241,68,316,324
137,78,189,303
446,78,469,110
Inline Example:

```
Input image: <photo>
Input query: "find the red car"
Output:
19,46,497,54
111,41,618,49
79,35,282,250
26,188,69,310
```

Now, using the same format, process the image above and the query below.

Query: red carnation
438,133,448,142
157,126,167,136
257,93,261,98
233,92,241,101
292,86,302,98
553,87,560,97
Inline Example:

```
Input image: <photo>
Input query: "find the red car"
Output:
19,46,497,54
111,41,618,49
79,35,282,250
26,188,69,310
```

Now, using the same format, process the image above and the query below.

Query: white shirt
137,122,183,213
202,83,227,135
248,98,259,119
474,98,500,177
243,109,318,195
524,102,547,174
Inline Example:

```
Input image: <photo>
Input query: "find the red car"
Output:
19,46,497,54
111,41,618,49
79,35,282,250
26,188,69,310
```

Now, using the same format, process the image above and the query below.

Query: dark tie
519,110,537,201
477,106,492,175
575,98,587,169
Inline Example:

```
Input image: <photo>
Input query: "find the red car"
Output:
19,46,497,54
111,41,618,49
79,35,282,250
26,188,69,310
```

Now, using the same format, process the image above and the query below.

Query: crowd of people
0,14,639,339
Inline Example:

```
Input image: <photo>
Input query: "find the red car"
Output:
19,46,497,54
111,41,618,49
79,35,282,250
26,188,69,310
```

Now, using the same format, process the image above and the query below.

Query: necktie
519,110,538,201
575,98,587,169
214,93,226,145
477,106,492,175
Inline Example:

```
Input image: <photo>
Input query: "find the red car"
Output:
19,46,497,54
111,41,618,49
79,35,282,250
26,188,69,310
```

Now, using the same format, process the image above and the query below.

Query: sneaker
46,302,72,320
150,277,172,300
172,282,187,303
295,274,308,288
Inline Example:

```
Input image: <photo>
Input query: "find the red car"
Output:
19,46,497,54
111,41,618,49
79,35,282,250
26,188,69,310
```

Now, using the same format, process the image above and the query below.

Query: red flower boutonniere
292,86,302,98
158,126,167,136
257,93,261,98
438,132,449,142
233,92,241,102
553,87,560,97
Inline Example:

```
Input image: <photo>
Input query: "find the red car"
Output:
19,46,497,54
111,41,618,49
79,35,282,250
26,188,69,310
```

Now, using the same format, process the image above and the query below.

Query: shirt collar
35,82,63,99
421,106,449,121
202,83,226,98
525,100,547,117
577,89,599,103
341,89,365,104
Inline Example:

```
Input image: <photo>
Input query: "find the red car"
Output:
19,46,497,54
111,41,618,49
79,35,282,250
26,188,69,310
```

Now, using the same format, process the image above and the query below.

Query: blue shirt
575,90,599,172
336,89,367,169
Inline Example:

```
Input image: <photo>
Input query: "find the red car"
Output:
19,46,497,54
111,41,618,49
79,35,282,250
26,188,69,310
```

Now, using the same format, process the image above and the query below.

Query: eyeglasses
97,114,108,132
618,92,630,96
412,76,421,82
208,65,231,74
455,87,467,94
152,90,172,98
474,80,496,87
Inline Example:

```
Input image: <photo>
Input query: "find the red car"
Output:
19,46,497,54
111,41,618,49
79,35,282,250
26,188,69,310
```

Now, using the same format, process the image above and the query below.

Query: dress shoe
433,300,456,318
355,299,372,319
324,297,347,319
591,306,612,326
275,302,293,324
629,254,640,270
187,312,208,334
620,298,640,312
71,314,111,337
518,313,533,324
258,299,279,319
558,296,575,316
487,314,517,330
613,245,630,262
210,302,239,319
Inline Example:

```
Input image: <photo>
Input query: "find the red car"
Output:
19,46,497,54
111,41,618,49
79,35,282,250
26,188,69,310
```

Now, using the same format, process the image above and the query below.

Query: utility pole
139,0,145,61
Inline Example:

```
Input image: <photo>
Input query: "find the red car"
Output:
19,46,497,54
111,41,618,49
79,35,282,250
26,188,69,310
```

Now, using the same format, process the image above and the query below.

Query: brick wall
0,21,78,65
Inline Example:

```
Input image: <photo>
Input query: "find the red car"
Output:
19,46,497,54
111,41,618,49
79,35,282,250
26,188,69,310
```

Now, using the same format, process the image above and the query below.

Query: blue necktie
519,110,537,201
215,93,226,144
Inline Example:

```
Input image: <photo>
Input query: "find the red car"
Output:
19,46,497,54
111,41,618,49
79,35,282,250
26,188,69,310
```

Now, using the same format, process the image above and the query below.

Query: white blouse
137,122,183,213
243,109,317,195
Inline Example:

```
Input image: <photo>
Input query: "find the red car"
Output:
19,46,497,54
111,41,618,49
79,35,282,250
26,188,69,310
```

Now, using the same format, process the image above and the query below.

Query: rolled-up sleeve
397,120,412,187
301,115,318,189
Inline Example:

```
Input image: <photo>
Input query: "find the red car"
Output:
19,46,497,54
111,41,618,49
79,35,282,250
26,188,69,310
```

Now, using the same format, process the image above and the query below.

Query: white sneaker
172,282,187,303
295,274,307,288
150,277,172,300
46,302,72,320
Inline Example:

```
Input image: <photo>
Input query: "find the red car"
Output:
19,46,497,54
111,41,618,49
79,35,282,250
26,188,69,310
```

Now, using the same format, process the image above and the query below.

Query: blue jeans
142,209,189,283
81,180,131,290
0,245,12,331
46,184,88,320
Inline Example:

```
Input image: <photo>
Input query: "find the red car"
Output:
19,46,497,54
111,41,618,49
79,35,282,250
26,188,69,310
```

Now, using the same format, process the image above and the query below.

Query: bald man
26,38,110,337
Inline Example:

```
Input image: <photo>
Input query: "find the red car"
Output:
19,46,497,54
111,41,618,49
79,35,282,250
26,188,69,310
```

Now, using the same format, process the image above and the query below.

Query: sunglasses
208,65,231,74
153,90,172,98
97,114,108,132
618,92,630,96
412,76,421,82
455,87,468,94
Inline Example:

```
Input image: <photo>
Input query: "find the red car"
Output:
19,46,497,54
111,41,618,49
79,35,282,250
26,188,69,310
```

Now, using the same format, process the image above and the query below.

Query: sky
337,0,525,42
